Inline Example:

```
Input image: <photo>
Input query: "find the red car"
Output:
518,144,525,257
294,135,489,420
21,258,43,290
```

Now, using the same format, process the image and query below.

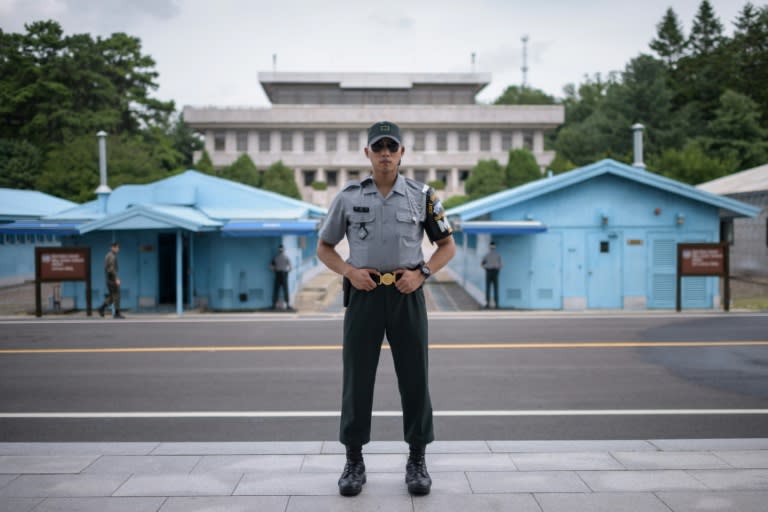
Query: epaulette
404,176,429,195
341,180,361,191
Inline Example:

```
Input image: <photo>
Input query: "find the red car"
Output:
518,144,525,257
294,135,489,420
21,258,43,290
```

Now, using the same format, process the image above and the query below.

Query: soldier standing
98,242,125,319
481,241,503,309
317,121,455,497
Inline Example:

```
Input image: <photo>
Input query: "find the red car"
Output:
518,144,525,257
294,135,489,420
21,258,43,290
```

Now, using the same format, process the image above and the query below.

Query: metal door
587,232,623,308
529,233,563,309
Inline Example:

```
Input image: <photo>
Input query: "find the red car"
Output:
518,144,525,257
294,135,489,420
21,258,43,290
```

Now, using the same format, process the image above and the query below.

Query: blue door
496,237,529,308
587,232,623,308
529,233,563,309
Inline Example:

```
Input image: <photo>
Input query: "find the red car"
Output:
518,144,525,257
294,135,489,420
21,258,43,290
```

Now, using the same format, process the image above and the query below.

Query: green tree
442,195,470,210
688,0,725,55
169,113,203,168
194,150,215,174
35,133,165,202
647,140,732,184
731,3,768,122
505,149,541,187
702,89,768,169
223,153,260,187
464,159,506,199
494,85,555,105
261,161,301,199
650,7,687,68
0,138,43,189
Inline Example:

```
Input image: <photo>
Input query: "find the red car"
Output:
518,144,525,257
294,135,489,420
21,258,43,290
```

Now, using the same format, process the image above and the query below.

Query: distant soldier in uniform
317,121,456,497
98,242,125,319
481,241,503,309
270,244,293,310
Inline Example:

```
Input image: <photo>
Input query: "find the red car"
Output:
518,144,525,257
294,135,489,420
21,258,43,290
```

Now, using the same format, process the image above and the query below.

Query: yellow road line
0,340,767,354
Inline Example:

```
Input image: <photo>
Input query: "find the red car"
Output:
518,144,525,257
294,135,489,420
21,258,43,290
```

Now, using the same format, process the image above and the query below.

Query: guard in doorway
481,241,503,309
270,244,293,310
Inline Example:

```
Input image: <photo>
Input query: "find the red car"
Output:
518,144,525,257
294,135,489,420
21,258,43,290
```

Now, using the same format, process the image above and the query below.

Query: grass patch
732,296,768,310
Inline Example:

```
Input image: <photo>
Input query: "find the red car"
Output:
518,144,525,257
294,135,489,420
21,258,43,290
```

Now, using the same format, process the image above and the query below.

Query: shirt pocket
395,210,422,247
349,211,376,241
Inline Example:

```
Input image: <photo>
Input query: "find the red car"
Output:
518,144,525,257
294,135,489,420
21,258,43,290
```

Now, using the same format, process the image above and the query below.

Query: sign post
676,243,729,312
35,247,92,317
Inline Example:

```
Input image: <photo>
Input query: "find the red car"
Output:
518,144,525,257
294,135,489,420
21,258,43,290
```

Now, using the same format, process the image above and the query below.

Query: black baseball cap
367,121,401,146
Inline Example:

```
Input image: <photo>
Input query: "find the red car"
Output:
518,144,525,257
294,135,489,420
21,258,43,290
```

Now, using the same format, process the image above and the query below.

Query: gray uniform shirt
320,174,452,271
482,250,502,270
272,252,291,272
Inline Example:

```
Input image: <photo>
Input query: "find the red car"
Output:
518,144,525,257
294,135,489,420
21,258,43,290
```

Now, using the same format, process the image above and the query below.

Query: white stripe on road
1,409,768,419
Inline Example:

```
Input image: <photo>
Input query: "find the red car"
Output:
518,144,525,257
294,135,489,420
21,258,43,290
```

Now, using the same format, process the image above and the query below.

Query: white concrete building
183,72,564,206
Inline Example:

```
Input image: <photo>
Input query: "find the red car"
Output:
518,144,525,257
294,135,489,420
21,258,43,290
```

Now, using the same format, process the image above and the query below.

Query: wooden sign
35,247,92,317
676,243,729,312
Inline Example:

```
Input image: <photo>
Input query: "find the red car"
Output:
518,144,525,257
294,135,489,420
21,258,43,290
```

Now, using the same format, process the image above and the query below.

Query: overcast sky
0,0,747,110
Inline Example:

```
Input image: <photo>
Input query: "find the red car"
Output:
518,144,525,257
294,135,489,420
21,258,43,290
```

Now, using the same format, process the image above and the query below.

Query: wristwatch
419,264,432,280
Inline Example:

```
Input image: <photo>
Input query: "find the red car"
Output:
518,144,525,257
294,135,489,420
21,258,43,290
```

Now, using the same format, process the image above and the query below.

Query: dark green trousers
340,284,434,447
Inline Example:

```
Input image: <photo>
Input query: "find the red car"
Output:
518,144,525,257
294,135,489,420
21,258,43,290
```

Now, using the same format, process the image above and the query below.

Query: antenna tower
521,35,529,88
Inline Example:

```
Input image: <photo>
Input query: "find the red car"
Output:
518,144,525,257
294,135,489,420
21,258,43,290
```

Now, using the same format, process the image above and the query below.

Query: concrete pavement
1,439,767,511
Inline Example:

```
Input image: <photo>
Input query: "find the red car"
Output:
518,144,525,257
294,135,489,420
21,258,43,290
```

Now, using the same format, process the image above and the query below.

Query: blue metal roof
447,159,762,221
221,220,320,237
78,205,222,234
0,220,81,236
0,188,77,220
459,220,547,235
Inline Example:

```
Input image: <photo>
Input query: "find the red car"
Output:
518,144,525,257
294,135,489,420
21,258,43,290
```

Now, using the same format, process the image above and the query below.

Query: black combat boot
98,304,106,317
338,445,366,496
114,310,126,319
405,444,432,495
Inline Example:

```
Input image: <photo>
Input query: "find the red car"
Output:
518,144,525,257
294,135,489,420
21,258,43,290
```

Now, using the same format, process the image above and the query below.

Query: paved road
1,313,767,442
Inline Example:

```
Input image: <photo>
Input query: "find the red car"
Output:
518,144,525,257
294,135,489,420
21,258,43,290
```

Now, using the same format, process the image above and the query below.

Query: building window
281,130,293,151
326,170,338,187
326,131,337,151
720,219,735,245
413,131,426,151
501,131,513,151
347,170,360,181
236,130,248,152
459,170,470,182
436,131,447,151
523,130,534,151
348,131,360,151
458,131,469,151
303,170,316,186
480,131,491,151
303,131,315,152
414,170,428,183
436,170,450,185
214,131,226,151
259,130,270,152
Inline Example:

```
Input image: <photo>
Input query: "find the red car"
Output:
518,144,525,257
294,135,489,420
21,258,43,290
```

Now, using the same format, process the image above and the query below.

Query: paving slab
30,497,165,512
83,455,201,474
511,452,623,471
192,454,304,473
713,450,768,469
578,470,708,492
611,451,731,470
286,494,414,512
0,456,97,474
656,490,768,512
0,498,44,512
113,472,242,497
651,439,768,451
488,440,655,453
466,470,589,493
159,496,289,512
413,493,541,512
0,474,129,498
0,474,19,488
426,453,516,472
535,492,671,512
301,454,406,473
234,472,339,496
0,444,157,456
153,442,322,456
688,469,768,490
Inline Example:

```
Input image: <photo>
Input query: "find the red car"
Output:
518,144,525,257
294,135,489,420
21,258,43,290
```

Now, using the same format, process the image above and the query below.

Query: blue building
0,171,326,313
0,188,77,287
446,159,760,310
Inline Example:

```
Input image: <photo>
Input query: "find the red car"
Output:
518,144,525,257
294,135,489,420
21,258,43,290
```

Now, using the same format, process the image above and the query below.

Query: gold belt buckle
379,272,396,286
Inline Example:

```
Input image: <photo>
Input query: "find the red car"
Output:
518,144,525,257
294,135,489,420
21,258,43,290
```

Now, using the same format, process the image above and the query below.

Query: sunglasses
370,139,400,153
